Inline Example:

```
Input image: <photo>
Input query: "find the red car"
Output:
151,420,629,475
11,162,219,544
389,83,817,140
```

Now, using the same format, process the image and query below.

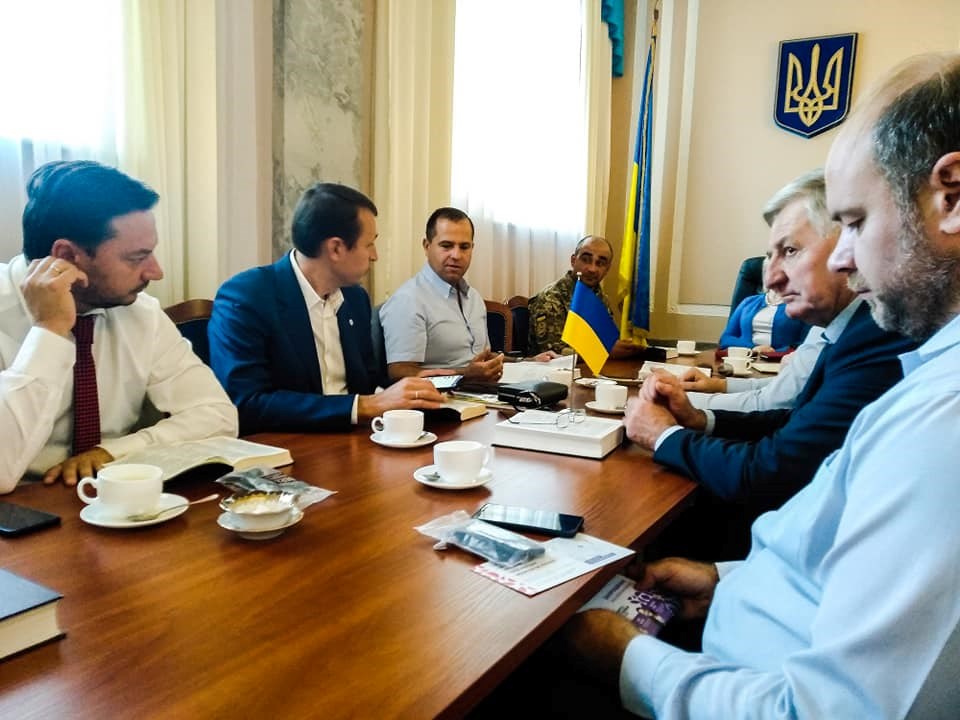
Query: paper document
639,361,711,380
473,533,634,596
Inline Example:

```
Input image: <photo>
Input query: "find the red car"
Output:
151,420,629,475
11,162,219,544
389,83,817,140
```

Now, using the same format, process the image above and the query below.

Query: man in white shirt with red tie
0,160,237,493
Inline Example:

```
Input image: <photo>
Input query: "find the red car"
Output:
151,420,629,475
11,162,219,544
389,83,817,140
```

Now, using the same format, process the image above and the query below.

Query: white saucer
585,400,625,415
751,361,781,374
413,464,491,490
575,378,617,388
217,507,304,540
79,493,189,529
370,431,437,449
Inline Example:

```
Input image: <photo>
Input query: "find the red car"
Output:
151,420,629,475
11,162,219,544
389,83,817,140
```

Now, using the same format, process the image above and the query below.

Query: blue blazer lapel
338,300,365,392
338,287,377,394
273,255,324,393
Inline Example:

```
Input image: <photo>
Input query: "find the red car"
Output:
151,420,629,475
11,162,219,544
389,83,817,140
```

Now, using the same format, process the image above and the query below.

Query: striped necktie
72,314,101,455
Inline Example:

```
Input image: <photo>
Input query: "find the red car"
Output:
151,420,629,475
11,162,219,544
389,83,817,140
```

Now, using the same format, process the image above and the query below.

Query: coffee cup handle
482,447,494,469
76,477,98,505
745,359,753,370
371,417,385,433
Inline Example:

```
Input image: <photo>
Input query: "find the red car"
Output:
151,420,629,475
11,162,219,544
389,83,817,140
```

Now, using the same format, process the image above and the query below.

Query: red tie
72,315,101,455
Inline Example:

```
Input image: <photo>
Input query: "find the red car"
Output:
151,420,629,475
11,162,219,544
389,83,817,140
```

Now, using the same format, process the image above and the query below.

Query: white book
653,346,680,359
108,436,293,482
639,361,711,380
492,411,624,459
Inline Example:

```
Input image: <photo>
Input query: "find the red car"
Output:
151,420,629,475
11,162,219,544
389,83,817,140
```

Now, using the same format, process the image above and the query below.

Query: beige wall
647,0,960,342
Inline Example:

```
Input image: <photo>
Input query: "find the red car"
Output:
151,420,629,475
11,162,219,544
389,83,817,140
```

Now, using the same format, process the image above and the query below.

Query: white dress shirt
0,255,238,491
290,250,359,423
379,263,488,368
688,325,827,412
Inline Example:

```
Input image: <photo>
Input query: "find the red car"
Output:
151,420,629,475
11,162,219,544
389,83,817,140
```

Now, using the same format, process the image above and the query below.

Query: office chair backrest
729,256,765,314
507,295,529,356
164,299,214,366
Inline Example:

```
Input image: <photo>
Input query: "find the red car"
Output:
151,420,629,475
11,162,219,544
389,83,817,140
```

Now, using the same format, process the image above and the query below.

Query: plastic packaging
415,510,546,568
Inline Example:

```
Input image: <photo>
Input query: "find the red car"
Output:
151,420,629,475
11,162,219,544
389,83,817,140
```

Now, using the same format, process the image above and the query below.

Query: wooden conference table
0,359,698,719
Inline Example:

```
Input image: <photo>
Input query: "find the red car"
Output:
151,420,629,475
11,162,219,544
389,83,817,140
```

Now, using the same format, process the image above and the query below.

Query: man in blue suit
208,183,445,434
625,169,915,558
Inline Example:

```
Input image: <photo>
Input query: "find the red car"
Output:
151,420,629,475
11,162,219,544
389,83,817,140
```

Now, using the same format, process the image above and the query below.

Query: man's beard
864,213,960,341
74,283,149,310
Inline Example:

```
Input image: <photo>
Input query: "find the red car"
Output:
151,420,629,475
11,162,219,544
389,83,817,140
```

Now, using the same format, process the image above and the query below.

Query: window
0,0,124,258
451,0,586,235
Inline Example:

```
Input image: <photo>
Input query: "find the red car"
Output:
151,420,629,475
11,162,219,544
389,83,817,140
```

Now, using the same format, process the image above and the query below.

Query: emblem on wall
774,33,858,138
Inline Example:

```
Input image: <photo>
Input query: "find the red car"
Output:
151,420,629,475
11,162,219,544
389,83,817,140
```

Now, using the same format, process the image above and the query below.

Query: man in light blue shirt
683,324,825,412
379,207,503,382
561,52,960,718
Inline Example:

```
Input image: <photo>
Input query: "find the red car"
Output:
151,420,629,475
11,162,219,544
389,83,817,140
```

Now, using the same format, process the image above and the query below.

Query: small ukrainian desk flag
561,280,619,375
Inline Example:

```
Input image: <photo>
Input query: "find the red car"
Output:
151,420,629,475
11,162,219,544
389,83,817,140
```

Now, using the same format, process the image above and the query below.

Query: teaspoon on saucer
126,493,219,522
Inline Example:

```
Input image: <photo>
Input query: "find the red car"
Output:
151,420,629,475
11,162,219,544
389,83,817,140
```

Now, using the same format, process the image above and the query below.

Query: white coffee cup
676,340,697,355
727,346,756,359
727,356,754,376
595,383,628,410
371,409,424,443
77,464,163,519
434,440,490,484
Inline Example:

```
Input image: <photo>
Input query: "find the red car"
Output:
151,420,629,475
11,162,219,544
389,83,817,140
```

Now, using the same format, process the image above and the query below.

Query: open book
110,437,293,482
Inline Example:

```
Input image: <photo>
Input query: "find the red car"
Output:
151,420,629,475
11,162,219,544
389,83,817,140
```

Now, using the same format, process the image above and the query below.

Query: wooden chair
507,295,529,357
484,300,513,353
164,299,214,366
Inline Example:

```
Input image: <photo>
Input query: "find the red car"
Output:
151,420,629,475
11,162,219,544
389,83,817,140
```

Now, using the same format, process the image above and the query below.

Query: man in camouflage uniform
529,235,636,357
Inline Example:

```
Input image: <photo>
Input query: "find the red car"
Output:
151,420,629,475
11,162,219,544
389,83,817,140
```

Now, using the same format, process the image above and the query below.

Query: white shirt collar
290,250,343,312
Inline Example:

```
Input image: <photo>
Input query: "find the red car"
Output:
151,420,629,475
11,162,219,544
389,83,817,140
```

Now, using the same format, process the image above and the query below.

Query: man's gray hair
761,168,835,237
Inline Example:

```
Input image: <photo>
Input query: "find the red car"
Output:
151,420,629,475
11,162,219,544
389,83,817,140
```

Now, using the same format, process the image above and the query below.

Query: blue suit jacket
208,255,379,434
656,302,916,513
719,294,809,351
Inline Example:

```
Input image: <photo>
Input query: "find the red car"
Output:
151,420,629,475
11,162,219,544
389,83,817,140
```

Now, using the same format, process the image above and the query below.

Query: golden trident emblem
784,43,844,127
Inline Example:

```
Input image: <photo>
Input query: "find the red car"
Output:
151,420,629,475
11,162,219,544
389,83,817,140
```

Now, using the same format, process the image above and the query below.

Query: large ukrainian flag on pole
617,6,659,343
561,280,620,375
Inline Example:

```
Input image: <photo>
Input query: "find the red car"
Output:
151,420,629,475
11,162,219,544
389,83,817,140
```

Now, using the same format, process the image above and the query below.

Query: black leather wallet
497,380,568,409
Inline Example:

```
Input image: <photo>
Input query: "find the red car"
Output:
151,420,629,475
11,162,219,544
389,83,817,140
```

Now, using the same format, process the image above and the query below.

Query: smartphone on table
471,503,584,538
0,502,61,537
428,374,463,391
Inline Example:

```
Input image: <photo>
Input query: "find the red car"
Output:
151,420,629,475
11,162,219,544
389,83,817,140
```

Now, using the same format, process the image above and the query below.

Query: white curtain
120,0,187,307
449,0,613,302
584,0,613,238
371,0,456,305
0,1,124,260
0,0,190,307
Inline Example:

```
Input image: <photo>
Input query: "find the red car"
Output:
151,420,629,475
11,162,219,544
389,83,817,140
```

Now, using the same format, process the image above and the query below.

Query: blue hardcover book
0,568,64,660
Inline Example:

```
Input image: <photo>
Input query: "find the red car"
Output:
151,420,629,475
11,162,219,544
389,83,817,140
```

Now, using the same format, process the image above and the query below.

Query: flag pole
570,352,579,410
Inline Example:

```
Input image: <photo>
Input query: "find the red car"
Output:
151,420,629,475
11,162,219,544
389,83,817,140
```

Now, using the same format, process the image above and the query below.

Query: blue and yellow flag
562,280,619,375
617,8,658,343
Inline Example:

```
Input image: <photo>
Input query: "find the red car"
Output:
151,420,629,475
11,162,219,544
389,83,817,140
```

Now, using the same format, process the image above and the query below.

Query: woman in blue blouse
720,289,808,351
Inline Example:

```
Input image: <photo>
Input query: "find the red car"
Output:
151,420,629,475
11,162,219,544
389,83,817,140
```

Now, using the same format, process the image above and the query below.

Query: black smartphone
0,502,61,537
428,374,463,391
472,503,584,538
